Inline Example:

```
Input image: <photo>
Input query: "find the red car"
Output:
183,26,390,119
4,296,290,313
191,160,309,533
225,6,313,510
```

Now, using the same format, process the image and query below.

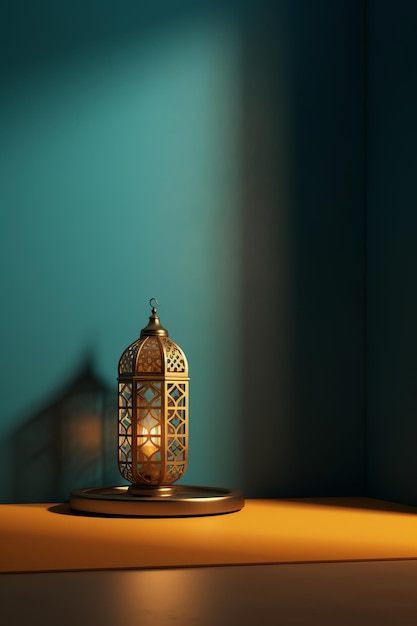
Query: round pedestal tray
70,485,245,517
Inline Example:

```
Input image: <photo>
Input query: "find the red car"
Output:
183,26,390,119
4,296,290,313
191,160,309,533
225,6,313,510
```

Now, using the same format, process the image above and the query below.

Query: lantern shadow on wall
12,356,119,504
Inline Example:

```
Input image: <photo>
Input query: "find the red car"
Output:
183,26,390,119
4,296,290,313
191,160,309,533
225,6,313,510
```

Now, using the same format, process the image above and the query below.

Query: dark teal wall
367,0,417,505
0,1,366,502
240,1,366,496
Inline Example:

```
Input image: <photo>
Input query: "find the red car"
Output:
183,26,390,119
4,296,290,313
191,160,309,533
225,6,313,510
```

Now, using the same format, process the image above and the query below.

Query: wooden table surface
2,497,417,573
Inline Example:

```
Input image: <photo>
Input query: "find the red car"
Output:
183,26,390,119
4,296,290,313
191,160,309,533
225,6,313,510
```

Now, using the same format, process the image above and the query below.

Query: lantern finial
149,297,159,313
140,297,168,337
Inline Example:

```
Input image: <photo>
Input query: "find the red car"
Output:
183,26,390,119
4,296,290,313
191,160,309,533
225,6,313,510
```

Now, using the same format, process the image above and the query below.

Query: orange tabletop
2,497,417,573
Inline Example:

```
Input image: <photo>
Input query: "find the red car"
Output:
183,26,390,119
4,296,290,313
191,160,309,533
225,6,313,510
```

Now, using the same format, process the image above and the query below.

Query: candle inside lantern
136,382,162,482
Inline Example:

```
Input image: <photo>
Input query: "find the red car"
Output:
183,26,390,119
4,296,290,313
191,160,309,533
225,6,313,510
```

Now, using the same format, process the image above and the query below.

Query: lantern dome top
118,299,188,378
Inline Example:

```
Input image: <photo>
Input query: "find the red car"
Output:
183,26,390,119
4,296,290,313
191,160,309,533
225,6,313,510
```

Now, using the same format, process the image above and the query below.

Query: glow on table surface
4,562,417,626
1,497,417,573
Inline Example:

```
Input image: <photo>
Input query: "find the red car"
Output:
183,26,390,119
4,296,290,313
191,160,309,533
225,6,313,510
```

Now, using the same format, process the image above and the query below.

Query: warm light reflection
113,569,209,624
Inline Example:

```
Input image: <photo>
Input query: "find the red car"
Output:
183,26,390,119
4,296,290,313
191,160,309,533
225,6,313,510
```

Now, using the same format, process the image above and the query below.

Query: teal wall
239,1,366,496
0,1,366,502
367,0,417,505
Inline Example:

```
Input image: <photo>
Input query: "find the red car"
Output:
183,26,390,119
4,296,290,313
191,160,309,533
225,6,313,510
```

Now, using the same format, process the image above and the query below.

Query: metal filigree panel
119,339,143,375
161,337,188,374
163,381,188,484
137,337,163,373
118,382,134,482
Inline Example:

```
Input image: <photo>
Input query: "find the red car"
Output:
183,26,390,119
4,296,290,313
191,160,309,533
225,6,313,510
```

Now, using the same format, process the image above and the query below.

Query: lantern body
118,332,189,487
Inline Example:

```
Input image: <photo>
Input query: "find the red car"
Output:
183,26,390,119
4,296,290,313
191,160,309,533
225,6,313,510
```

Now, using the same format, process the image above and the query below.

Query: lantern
117,298,189,492
70,299,244,516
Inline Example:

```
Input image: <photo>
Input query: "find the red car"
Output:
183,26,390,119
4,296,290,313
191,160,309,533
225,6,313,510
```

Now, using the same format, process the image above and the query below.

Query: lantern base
69,485,244,517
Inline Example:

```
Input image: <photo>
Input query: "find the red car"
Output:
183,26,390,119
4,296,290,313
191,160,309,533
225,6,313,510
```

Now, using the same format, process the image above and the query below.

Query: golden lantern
70,299,244,516
117,298,189,492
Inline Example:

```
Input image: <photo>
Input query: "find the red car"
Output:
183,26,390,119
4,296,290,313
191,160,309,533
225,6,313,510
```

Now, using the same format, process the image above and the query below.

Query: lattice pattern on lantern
119,339,143,375
167,464,185,480
164,382,188,482
161,337,187,373
118,382,134,482
135,382,163,484
137,336,163,373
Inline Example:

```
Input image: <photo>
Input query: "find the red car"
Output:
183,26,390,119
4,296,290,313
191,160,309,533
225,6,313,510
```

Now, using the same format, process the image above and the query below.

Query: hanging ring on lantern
149,297,160,310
